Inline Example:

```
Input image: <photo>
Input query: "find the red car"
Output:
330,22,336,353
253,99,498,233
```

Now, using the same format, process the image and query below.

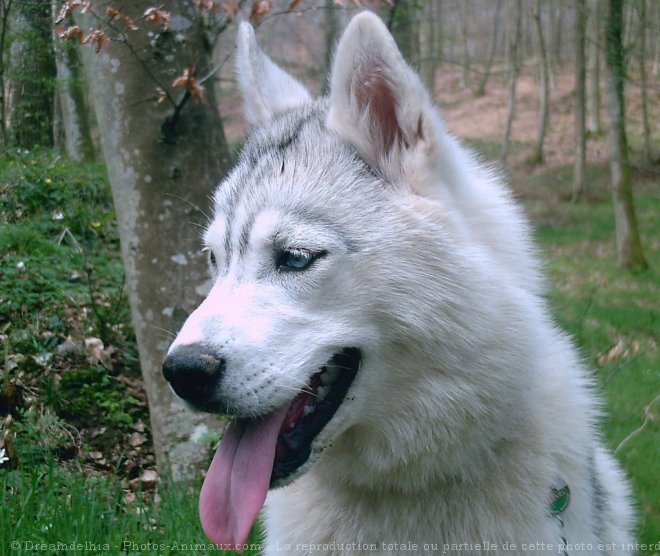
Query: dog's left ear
327,12,434,176
236,22,312,126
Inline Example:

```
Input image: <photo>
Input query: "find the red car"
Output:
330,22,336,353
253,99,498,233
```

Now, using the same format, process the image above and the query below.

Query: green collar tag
549,483,571,515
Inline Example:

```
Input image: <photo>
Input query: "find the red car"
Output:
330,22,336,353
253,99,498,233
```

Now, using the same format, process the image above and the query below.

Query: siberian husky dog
162,12,634,556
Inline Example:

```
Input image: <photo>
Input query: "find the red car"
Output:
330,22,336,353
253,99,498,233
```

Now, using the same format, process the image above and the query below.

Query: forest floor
1,65,658,554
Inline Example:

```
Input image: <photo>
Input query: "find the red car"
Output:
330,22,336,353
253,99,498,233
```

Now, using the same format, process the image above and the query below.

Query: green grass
0,147,129,349
518,163,659,551
0,463,262,555
0,148,259,555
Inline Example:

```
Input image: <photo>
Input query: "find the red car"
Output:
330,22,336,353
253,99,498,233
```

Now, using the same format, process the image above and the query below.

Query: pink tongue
199,406,289,550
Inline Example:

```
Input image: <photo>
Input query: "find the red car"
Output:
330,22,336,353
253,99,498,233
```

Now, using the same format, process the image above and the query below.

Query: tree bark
530,0,549,165
52,0,94,162
322,0,338,94
637,0,651,164
75,1,233,480
501,0,522,166
8,0,56,148
0,0,13,145
388,0,420,65
418,0,439,92
474,0,502,97
586,0,602,134
605,0,648,270
457,0,471,88
573,0,588,200
551,0,564,65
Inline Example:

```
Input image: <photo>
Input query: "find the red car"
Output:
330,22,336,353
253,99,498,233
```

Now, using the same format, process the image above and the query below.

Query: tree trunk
418,0,439,92
653,0,660,76
75,1,233,480
551,0,564,65
52,0,94,161
573,0,588,200
638,0,651,164
530,0,549,165
0,0,13,146
474,0,502,97
605,0,648,270
458,0,471,88
388,0,420,65
501,0,522,166
8,0,55,148
586,0,602,134
322,0,338,94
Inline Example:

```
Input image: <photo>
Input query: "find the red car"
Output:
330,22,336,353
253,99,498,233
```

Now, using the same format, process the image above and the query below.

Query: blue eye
277,249,326,272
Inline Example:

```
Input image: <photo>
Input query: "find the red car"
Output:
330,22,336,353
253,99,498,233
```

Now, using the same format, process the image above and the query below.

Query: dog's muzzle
162,344,225,411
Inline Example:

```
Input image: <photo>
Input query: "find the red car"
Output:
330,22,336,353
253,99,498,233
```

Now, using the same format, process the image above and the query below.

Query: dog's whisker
151,325,177,339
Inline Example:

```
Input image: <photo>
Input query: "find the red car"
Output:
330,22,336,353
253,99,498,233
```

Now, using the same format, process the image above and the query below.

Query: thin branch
80,7,177,107
614,394,660,455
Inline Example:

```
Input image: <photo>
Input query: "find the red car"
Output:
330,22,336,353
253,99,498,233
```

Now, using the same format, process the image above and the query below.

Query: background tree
473,0,502,97
0,0,13,145
637,0,651,164
501,0,522,165
586,0,602,135
530,0,549,164
457,0,471,88
7,0,55,148
387,0,420,65
418,0,441,91
68,1,233,480
604,0,648,270
573,0,587,200
323,0,339,92
51,0,94,162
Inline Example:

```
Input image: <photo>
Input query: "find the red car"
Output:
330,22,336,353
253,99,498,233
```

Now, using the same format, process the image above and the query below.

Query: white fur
171,12,634,555
236,22,312,126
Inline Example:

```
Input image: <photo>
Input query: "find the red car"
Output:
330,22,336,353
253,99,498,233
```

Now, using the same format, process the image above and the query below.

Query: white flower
16,261,26,271
52,210,64,221
0,447,8,465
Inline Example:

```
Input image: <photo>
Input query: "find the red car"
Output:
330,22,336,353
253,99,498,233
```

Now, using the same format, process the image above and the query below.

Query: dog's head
162,11,536,550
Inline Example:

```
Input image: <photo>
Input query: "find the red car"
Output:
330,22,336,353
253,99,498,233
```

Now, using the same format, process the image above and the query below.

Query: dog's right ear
236,23,312,126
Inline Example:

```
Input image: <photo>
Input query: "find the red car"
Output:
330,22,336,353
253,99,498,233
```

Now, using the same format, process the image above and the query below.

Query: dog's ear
327,12,433,175
236,22,312,126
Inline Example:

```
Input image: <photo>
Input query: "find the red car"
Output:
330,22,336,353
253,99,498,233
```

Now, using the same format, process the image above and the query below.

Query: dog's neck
265,442,559,554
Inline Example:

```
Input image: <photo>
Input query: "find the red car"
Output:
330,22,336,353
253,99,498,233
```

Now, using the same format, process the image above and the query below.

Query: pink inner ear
354,64,406,153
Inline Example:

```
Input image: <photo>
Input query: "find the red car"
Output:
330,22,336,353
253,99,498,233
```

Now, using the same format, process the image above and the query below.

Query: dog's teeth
317,385,331,400
320,367,339,385
303,405,315,416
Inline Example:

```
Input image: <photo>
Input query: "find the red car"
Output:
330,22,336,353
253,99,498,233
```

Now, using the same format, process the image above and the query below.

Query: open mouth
198,347,361,549
272,347,361,485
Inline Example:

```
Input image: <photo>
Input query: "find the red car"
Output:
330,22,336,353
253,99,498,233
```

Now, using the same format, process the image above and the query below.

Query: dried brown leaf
250,0,271,23
56,25,85,44
55,0,82,25
129,432,147,447
187,78,205,102
120,15,139,31
144,7,171,27
106,7,119,18
220,0,239,19
171,67,205,102
287,0,302,10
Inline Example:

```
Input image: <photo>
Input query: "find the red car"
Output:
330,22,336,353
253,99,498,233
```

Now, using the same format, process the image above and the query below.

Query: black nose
162,344,225,409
